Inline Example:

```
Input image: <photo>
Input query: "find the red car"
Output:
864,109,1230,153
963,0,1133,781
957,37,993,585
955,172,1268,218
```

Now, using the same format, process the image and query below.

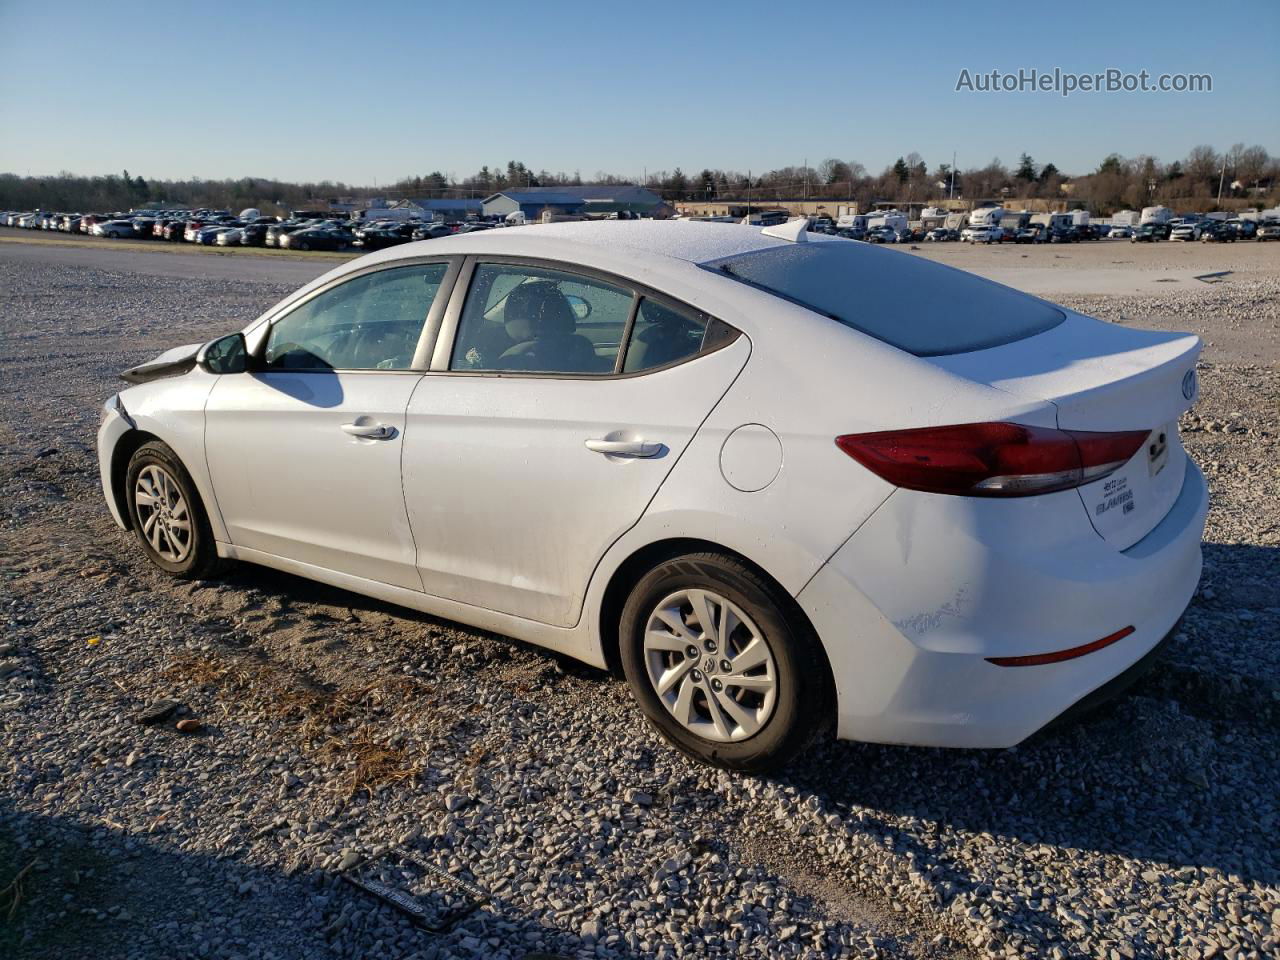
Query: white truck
967,206,1004,227
999,210,1030,232
962,206,1006,243
836,213,868,232
1140,206,1173,226
1112,210,1140,228
866,209,907,234
1031,212,1074,233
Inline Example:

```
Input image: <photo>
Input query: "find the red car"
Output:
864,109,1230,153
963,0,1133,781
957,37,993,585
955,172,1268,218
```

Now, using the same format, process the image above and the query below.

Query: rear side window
448,263,739,377
705,243,1064,356
623,298,708,373
450,263,632,374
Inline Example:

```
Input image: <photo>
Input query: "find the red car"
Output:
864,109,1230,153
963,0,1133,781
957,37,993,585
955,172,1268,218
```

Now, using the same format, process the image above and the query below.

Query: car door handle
584,439,661,458
341,421,396,440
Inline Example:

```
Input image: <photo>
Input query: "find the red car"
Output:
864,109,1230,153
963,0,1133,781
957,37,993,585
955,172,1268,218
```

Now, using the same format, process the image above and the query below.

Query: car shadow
219,562,432,621
194,539,1276,954
251,369,344,407
1,806,627,960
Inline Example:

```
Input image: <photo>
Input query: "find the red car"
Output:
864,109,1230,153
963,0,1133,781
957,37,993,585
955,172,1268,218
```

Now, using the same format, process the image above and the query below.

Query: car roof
258,220,864,342
387,220,796,267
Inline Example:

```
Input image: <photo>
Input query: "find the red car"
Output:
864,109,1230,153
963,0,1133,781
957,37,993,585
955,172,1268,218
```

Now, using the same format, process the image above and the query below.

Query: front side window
264,263,448,371
450,264,633,374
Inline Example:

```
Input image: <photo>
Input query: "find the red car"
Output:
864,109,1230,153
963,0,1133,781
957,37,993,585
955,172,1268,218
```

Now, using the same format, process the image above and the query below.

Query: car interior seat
627,317,697,371
497,281,599,372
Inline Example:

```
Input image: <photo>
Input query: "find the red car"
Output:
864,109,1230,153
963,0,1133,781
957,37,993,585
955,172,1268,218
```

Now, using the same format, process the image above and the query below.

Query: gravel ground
1,238,1277,960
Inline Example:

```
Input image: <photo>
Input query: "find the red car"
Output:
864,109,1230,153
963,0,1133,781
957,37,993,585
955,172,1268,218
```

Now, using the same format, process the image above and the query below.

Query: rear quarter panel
583,284,1061,648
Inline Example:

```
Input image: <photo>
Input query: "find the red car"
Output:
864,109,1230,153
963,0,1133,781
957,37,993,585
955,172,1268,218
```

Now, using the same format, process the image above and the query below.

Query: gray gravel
1,240,1277,960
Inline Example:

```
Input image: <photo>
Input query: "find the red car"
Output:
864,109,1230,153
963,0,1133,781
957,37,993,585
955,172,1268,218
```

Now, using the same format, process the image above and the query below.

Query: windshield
705,242,1065,357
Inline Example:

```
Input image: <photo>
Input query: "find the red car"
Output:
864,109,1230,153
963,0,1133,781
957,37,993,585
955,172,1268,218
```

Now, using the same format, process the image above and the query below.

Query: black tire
619,552,831,772
296,240,309,251
125,440,224,579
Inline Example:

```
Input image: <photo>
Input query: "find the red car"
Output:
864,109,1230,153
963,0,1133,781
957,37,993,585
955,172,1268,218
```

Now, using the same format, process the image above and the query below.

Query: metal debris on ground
136,699,180,725
1195,270,1233,283
340,846,488,933
253,817,288,839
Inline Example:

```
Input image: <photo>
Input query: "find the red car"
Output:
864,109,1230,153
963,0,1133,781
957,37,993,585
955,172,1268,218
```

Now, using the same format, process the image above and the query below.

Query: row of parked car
941,216,1276,246
816,220,1127,246
1110,217,1278,243
9,207,1278,253
959,222,1134,245
0,209,510,251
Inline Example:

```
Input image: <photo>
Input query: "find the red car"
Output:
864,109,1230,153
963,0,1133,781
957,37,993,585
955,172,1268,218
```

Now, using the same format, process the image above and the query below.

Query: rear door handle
341,421,396,440
584,438,661,458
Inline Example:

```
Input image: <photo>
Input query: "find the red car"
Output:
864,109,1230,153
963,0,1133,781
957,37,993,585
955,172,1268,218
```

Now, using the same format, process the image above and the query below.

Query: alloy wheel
642,588,778,742
134,464,193,563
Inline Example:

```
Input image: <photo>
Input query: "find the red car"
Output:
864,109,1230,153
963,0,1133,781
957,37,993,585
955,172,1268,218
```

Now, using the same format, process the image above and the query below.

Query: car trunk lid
930,314,1201,550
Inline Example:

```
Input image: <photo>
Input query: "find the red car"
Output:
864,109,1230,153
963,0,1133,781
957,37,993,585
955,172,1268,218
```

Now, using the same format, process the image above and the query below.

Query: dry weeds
159,655,433,796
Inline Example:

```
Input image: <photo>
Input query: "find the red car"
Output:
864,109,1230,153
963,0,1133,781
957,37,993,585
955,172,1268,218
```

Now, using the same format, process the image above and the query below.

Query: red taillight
985,626,1135,666
835,422,1148,497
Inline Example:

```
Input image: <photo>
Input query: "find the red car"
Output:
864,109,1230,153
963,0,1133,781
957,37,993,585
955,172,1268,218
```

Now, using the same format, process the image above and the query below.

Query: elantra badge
1182,369,1197,401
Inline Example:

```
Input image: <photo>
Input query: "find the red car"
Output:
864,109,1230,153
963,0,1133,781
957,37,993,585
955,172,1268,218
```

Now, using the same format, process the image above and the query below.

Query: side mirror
565,294,593,321
198,332,248,375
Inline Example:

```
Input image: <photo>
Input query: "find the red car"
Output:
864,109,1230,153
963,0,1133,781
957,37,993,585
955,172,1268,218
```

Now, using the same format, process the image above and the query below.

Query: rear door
402,259,749,627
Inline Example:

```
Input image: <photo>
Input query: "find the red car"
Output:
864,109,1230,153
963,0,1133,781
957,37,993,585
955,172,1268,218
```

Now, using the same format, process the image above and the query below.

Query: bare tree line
2,144,1275,215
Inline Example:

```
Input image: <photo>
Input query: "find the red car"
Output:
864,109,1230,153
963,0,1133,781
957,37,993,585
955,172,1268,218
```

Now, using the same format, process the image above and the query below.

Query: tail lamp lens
835,422,1149,497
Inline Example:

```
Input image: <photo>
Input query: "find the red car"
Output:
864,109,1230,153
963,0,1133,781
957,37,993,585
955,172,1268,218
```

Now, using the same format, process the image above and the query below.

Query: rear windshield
705,242,1064,356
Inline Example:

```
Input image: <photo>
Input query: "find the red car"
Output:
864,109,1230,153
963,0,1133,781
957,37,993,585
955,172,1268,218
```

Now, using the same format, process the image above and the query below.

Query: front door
204,262,451,589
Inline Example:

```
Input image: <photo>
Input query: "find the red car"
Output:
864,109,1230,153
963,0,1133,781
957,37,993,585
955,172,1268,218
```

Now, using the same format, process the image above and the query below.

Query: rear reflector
835,422,1148,497
985,626,1136,667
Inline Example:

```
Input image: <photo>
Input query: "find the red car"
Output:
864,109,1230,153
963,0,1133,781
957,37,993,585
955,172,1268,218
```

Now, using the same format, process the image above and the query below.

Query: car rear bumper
797,460,1207,748
1041,619,1176,732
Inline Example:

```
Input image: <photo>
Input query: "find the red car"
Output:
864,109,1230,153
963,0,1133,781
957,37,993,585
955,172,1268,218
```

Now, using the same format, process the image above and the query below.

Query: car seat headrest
504,282,577,342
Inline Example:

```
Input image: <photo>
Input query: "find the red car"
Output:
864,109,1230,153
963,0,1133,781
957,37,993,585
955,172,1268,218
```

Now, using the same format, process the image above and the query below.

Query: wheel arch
109,428,161,530
110,429,216,536
595,537,836,722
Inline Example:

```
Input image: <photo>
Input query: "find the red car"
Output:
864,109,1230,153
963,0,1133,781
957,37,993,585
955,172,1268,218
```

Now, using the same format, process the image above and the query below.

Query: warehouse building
389,197,485,220
481,185,669,220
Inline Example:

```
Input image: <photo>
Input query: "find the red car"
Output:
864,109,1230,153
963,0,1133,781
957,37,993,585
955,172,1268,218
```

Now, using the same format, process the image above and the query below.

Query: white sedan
97,220,1206,771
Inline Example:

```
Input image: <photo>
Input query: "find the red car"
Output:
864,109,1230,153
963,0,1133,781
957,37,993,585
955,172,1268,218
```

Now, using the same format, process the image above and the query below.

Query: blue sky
1,0,1275,184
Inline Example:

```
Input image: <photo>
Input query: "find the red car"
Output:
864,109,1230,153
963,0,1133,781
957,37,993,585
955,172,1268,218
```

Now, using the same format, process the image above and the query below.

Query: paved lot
1,235,1276,960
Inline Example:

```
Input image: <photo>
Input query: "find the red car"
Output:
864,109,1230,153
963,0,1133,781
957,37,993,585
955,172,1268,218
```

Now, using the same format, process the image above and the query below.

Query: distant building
326,197,365,215
387,198,484,221
675,199,855,219
481,185,668,220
